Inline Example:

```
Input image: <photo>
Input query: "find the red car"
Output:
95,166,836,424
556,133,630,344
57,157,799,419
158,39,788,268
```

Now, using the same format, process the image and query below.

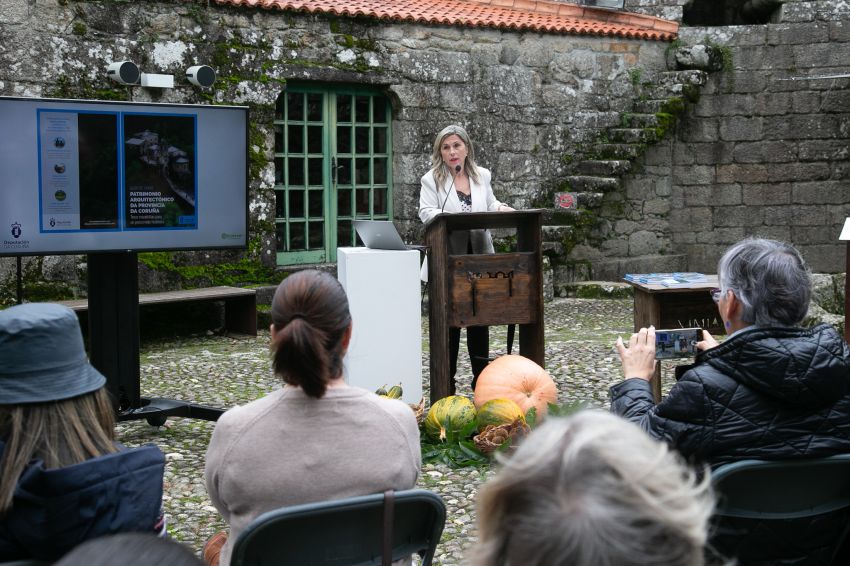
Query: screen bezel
0,96,250,257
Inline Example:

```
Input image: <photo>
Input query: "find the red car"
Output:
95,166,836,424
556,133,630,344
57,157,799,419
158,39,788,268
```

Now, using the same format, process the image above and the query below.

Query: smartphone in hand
655,328,702,360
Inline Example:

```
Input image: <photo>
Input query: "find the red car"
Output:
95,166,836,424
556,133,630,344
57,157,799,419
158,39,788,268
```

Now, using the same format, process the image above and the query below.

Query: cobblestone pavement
117,298,681,563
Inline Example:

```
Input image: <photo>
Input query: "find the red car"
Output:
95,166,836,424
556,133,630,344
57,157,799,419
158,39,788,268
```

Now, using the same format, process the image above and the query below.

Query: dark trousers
449,325,489,391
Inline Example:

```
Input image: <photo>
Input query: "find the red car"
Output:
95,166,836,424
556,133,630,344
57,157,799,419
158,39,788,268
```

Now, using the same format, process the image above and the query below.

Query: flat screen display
0,97,248,255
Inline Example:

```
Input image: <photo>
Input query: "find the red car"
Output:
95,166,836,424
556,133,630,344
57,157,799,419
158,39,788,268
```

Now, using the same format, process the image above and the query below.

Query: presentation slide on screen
0,97,247,255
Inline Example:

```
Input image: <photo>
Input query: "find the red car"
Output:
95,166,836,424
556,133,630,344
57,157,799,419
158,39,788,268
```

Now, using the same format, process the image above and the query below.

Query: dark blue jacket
0,442,165,562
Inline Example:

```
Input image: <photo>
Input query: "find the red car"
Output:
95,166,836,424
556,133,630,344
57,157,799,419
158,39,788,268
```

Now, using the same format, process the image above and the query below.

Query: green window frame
273,86,393,266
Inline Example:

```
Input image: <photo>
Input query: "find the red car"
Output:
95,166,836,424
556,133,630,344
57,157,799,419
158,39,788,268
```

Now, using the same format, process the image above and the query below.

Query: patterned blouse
456,190,472,212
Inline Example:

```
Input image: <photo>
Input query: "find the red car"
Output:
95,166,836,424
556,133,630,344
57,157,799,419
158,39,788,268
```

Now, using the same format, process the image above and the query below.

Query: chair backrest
229,489,446,566
710,454,850,565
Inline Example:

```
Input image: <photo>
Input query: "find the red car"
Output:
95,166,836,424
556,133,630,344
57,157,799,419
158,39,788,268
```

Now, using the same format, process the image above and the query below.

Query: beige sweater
204,385,421,566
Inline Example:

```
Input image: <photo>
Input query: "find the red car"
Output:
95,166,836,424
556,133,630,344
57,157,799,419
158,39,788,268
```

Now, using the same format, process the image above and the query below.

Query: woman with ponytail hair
203,270,421,566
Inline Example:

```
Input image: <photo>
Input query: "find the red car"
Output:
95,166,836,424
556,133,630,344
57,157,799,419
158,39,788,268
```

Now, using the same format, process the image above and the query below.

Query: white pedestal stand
337,247,423,403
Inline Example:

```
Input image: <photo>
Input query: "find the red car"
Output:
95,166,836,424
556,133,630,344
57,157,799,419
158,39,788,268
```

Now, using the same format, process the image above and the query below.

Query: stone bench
58,286,257,336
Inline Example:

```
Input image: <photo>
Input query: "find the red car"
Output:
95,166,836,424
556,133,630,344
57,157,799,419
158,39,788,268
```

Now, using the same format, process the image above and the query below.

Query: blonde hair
0,388,117,516
429,124,481,190
473,410,714,566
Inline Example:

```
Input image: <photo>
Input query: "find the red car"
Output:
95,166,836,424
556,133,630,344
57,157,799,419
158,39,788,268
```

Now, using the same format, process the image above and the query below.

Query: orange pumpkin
474,355,558,416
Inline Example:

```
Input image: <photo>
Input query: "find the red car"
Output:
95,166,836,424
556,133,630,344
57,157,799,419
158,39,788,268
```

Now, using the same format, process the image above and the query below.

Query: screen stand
87,252,223,425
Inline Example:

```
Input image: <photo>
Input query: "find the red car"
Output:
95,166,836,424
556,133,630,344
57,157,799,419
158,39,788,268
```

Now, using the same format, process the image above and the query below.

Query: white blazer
418,166,505,281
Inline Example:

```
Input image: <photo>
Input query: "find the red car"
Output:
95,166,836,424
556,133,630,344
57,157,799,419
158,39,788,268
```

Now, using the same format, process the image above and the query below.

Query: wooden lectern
425,210,545,403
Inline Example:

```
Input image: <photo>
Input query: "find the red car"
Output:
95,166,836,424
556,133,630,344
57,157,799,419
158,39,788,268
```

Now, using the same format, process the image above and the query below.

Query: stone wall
1,0,849,304
0,0,671,302
668,6,850,273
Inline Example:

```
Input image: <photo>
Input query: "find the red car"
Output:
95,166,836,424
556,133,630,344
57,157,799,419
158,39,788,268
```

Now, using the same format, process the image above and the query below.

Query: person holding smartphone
610,238,850,469
610,239,850,566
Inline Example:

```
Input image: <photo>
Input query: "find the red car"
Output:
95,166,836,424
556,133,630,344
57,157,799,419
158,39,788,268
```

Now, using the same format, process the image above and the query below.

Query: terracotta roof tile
213,0,678,41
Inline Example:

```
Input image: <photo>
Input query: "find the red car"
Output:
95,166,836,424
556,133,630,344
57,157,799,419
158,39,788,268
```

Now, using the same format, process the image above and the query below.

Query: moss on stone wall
138,250,277,288
45,75,129,101
0,258,78,308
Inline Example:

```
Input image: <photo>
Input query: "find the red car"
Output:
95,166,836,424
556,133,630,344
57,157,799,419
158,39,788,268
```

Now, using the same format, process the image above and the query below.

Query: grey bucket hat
0,303,106,404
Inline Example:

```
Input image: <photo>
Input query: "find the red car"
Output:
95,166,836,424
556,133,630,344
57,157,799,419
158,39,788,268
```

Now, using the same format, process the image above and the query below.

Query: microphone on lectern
440,164,463,213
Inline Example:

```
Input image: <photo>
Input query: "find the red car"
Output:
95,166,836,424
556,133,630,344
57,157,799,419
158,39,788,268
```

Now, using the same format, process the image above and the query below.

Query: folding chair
710,454,850,565
230,489,446,566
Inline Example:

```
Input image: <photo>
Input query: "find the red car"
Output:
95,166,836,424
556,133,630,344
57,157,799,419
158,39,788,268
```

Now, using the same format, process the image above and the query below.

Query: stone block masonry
673,11,850,273
1,0,849,302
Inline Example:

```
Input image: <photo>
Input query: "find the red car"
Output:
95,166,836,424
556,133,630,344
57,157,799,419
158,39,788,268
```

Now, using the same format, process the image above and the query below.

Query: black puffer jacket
610,323,850,467
612,324,850,565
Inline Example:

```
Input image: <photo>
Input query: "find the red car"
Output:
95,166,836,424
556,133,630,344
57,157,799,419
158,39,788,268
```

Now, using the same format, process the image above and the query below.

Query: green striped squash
424,395,476,441
476,398,526,432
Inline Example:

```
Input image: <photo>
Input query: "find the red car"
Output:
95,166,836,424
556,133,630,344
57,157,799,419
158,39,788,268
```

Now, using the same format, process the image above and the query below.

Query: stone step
588,254,689,281
609,127,658,144
564,175,620,192
621,113,660,128
659,69,709,88
542,224,575,239
577,159,632,176
632,99,668,114
541,207,593,226
591,143,644,160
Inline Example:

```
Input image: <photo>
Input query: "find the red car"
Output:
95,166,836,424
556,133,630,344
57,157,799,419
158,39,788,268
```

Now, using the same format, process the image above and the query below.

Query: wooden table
625,276,722,401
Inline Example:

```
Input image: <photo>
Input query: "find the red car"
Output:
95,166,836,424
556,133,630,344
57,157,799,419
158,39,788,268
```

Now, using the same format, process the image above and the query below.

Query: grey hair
472,410,714,566
429,124,481,190
717,237,811,326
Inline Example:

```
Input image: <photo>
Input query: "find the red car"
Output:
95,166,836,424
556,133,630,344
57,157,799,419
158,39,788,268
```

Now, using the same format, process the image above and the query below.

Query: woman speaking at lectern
419,124,513,390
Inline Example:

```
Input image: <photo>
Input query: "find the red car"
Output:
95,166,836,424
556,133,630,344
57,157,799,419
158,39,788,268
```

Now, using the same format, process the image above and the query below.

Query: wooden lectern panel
425,210,545,403
448,253,539,327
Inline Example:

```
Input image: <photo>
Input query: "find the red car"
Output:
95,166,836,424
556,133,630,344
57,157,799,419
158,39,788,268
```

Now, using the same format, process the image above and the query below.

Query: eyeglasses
710,288,723,303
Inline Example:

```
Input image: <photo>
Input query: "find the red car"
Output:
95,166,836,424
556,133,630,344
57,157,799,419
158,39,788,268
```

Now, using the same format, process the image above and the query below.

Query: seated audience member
0,303,166,563
55,533,203,566
472,410,713,566
610,238,850,466
204,270,421,566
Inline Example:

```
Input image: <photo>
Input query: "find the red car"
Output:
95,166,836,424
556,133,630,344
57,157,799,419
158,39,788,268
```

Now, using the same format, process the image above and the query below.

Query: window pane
373,127,387,153
355,157,369,184
337,220,353,247
337,126,351,153
274,157,284,184
355,127,369,154
308,157,323,185
356,188,370,215
309,221,324,249
374,188,387,215
355,96,369,122
288,125,303,154
337,188,352,216
274,125,284,153
275,97,285,120
374,157,387,184
275,223,286,250
290,189,305,218
308,125,322,154
289,222,305,251
338,158,351,185
287,92,303,121
337,95,352,122
307,93,322,121
288,158,304,186
275,190,286,218
308,190,323,217
373,97,387,123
